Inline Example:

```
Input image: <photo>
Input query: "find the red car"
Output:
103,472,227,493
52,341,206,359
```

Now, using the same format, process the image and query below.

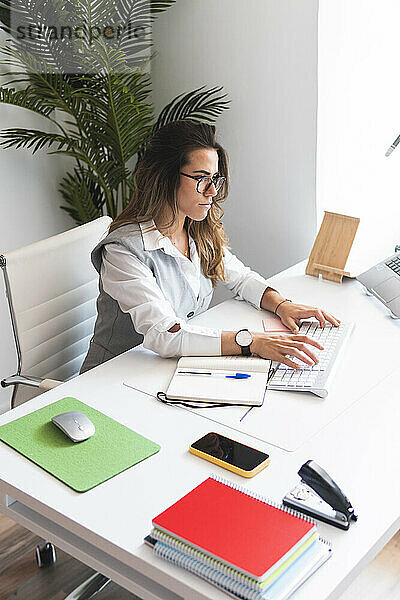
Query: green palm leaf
0,0,229,225
0,0,10,33
0,46,89,136
68,44,154,165
112,0,177,65
0,0,177,71
132,86,230,172
154,86,230,131
0,0,77,71
0,86,54,119
0,128,77,153
59,168,104,224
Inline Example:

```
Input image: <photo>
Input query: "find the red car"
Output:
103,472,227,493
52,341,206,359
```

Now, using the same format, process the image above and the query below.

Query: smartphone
189,432,270,478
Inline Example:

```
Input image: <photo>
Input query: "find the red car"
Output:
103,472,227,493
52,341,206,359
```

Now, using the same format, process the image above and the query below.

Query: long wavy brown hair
110,119,229,286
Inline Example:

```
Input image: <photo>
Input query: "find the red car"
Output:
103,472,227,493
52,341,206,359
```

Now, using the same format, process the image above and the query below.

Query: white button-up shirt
101,221,269,358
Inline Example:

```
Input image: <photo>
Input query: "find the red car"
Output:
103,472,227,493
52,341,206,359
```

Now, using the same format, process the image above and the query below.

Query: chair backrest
2,216,112,404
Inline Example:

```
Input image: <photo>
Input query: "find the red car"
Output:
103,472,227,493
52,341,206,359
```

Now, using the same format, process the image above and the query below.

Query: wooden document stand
306,211,360,283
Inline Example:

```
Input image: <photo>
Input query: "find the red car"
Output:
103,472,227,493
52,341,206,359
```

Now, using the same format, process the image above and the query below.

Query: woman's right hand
250,332,324,369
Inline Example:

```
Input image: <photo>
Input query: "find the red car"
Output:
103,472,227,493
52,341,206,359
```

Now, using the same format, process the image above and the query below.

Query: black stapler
282,460,358,530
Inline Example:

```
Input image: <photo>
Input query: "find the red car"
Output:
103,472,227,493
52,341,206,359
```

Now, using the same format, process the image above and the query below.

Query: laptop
357,252,400,317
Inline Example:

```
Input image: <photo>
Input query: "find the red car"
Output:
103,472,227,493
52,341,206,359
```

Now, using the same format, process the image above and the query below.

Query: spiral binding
151,475,329,597
154,540,267,600
210,475,317,526
153,536,332,600
151,527,330,593
151,528,266,592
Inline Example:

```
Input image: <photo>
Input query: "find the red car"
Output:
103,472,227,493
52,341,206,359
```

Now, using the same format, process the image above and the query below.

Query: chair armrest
1,374,62,390
39,379,62,391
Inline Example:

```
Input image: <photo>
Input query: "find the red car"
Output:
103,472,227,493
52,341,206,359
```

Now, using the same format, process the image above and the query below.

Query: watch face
236,329,253,347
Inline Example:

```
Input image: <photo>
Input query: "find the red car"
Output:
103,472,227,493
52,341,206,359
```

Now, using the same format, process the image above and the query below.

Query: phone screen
191,432,269,472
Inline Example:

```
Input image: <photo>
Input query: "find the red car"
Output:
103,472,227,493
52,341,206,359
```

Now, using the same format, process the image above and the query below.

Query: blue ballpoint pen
226,373,251,379
177,371,251,379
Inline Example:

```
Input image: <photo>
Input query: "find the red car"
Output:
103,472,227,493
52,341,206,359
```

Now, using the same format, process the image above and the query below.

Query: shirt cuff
180,322,222,356
241,276,270,310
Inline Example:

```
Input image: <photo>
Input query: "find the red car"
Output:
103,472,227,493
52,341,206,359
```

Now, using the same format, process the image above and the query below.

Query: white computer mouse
51,411,95,442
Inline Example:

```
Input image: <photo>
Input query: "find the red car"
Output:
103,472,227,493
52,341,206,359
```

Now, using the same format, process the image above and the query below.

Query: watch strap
241,345,251,357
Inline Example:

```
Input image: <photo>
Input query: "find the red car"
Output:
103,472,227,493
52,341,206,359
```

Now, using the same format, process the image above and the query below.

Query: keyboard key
268,321,354,398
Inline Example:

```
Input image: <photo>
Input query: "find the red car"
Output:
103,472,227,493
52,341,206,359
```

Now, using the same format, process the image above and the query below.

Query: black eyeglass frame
180,171,226,194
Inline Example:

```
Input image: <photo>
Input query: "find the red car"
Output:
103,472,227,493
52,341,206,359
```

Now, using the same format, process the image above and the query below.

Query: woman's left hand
276,301,340,334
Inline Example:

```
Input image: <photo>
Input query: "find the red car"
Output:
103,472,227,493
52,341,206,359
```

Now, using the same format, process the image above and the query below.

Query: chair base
35,542,57,568
35,543,110,599
64,572,110,600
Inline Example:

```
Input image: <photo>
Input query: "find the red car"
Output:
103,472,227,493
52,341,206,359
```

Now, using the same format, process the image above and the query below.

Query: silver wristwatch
235,329,253,356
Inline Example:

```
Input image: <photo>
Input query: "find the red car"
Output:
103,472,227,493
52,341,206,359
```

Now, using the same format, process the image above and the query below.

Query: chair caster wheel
35,542,57,568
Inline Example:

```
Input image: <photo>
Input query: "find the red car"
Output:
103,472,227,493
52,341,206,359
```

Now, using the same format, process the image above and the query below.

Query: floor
0,514,399,600
338,529,400,600
0,514,136,600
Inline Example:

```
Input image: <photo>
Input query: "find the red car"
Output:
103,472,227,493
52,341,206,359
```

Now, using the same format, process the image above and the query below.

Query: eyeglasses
180,172,226,194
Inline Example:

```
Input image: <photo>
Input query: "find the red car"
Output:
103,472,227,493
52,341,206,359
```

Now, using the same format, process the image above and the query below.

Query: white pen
385,133,400,156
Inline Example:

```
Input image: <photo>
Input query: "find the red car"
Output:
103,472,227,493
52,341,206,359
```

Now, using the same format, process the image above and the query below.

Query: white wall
317,0,400,274
0,1,319,411
0,77,74,412
152,0,319,301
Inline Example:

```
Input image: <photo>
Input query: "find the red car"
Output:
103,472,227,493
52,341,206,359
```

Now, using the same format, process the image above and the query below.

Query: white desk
0,262,399,600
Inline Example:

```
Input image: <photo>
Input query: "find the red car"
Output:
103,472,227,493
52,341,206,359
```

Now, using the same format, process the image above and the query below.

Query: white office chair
1,216,112,407
1,215,113,599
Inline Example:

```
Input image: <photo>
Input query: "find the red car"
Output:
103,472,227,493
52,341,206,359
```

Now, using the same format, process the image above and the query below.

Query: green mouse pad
0,397,160,492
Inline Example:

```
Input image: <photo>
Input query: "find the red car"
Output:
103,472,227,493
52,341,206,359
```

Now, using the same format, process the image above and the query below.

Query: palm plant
0,0,229,223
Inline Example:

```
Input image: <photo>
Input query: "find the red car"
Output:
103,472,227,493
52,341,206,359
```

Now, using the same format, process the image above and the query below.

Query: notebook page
177,356,271,373
166,369,268,405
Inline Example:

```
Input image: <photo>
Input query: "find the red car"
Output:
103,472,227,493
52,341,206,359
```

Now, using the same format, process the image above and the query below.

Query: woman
81,120,339,373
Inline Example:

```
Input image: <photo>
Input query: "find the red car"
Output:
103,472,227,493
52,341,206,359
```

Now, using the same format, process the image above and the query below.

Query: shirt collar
138,221,198,266
138,220,168,252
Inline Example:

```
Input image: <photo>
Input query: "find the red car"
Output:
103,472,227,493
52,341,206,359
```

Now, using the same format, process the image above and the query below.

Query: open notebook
165,356,272,406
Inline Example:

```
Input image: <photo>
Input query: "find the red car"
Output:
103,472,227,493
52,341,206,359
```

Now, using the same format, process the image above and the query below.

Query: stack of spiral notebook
145,476,332,600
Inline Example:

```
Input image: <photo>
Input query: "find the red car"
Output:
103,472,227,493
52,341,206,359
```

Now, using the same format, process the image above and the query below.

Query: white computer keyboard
268,321,354,398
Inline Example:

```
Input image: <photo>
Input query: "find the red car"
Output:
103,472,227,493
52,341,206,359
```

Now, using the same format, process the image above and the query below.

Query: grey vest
80,223,213,372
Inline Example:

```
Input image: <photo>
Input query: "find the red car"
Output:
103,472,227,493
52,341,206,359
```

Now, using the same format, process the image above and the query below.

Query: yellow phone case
189,445,270,478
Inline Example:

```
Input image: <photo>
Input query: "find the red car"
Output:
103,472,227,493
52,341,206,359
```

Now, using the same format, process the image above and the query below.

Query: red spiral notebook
152,476,316,582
